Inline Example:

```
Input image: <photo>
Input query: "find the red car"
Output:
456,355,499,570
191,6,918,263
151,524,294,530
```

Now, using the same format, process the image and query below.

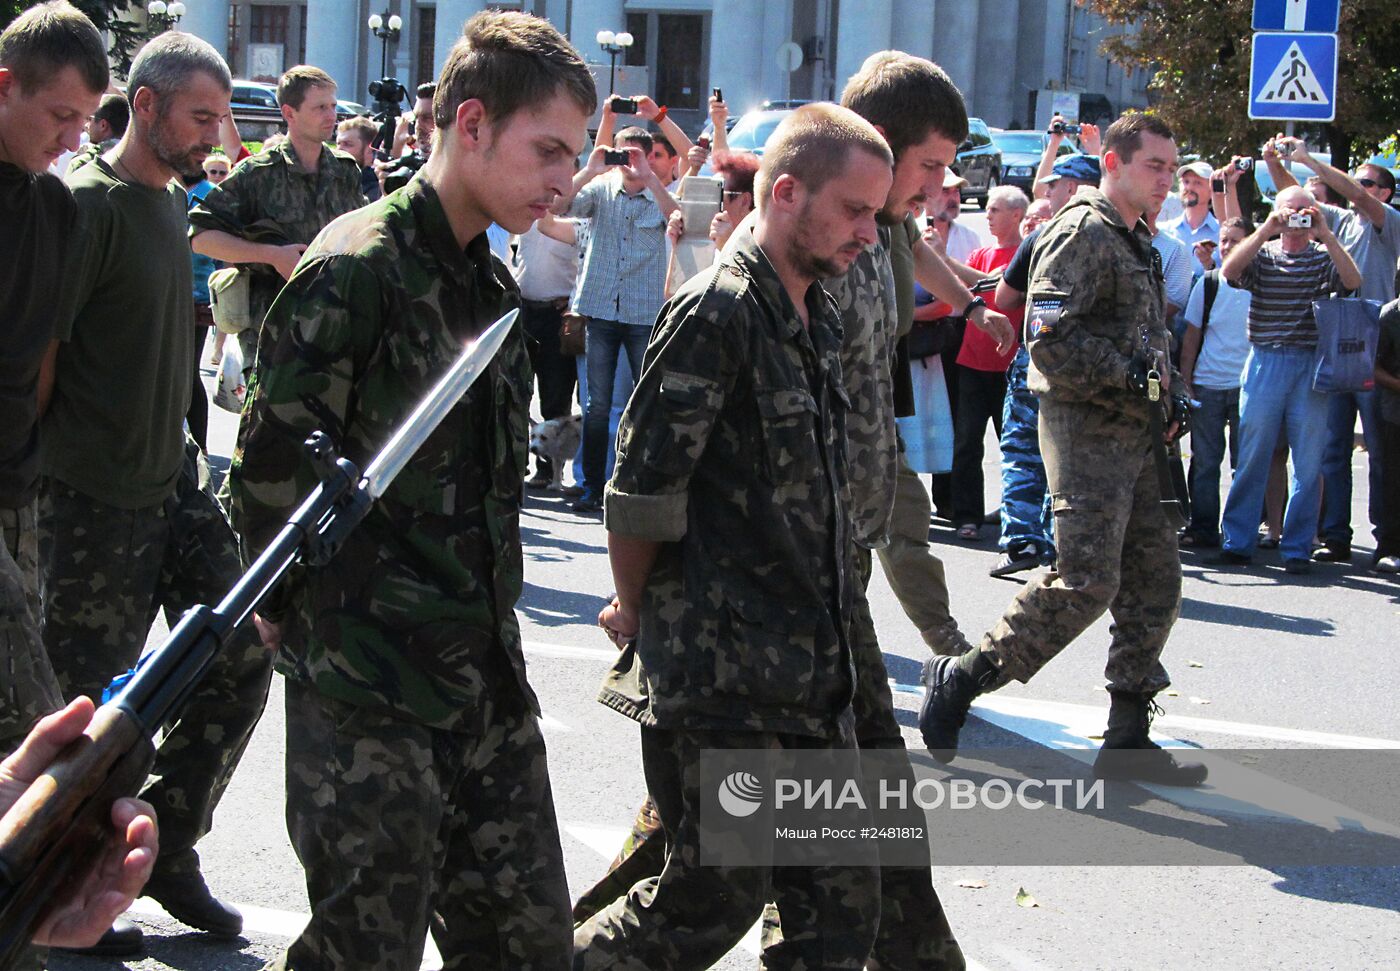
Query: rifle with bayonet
0,309,518,969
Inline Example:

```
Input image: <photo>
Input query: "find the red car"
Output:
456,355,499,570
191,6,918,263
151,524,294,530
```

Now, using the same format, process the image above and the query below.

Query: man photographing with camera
1212,184,1361,574
551,126,678,513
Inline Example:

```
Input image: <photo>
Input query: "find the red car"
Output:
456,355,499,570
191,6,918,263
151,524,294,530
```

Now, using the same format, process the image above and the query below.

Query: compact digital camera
1287,213,1312,229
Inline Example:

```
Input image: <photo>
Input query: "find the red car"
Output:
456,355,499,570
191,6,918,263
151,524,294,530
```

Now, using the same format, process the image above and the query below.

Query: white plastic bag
212,337,246,413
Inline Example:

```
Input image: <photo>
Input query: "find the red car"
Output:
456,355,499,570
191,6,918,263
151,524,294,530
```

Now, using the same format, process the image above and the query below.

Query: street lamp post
595,29,634,97
147,0,185,32
368,11,403,80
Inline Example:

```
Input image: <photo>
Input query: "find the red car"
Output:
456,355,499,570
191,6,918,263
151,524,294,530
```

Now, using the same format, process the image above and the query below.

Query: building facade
172,0,1148,134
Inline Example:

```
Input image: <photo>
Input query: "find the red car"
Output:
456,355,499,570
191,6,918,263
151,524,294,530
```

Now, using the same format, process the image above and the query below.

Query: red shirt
956,244,1023,372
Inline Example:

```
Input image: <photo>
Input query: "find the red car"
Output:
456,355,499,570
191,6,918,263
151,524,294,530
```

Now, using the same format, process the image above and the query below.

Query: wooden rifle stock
0,707,154,969
0,311,515,967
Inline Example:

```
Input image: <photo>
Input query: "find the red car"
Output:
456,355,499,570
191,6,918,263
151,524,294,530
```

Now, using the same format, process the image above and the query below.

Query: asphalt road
50,207,1400,971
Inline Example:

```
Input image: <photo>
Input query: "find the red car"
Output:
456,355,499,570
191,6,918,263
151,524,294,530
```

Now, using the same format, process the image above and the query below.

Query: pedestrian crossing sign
1248,31,1337,122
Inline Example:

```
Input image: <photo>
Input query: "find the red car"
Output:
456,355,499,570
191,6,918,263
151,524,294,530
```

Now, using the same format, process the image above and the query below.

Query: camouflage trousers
998,347,1055,555
571,562,965,970
37,442,275,865
979,398,1177,693
875,444,973,656
0,500,63,754
573,725,880,971
277,679,573,971
848,547,966,970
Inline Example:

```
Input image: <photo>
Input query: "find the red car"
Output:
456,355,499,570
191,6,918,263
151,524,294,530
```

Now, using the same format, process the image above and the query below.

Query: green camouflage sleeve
604,288,738,542
188,165,257,239
1025,221,1132,394
226,254,381,619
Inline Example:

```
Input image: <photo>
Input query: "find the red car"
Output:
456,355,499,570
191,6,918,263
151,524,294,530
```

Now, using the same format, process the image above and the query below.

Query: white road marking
525,639,618,663
970,691,1400,750
891,680,1400,749
521,642,1400,749
540,713,573,733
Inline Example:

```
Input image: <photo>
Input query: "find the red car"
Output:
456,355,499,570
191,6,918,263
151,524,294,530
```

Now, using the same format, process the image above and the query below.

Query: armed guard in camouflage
228,12,597,970
189,65,366,370
919,112,1209,788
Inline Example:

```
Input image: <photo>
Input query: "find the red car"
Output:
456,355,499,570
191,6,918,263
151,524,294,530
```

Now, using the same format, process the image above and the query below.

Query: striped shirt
1235,241,1345,348
568,171,668,326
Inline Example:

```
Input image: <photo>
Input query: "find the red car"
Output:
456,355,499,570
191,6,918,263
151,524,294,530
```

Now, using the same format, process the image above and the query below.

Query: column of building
305,0,361,94
977,0,1020,126
891,0,934,62
434,0,487,78
707,0,766,114
832,0,891,94
180,0,230,61
931,0,979,112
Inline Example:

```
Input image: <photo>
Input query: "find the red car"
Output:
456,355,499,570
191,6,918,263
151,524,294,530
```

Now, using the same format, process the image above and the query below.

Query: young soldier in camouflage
0,0,104,758
37,30,271,948
579,103,892,971
920,113,1210,788
189,64,366,368
227,12,596,971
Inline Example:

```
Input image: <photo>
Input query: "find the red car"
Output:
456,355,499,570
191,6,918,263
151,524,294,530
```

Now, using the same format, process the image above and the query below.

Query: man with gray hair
38,30,272,947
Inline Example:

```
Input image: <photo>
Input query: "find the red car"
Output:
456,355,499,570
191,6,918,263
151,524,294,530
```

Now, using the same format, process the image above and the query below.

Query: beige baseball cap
1177,161,1213,181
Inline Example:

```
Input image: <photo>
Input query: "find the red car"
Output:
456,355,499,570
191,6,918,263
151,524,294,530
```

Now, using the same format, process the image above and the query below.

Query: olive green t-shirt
43,159,193,509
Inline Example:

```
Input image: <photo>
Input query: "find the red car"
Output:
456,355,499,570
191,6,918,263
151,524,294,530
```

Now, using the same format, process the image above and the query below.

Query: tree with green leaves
1085,0,1400,171
2,0,147,77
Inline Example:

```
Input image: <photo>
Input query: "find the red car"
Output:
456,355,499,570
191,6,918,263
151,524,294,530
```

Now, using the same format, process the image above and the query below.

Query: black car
991,129,1075,196
954,117,1002,208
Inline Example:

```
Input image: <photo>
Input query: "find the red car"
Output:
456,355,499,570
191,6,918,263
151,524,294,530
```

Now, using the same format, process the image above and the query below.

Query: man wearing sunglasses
1266,140,1399,569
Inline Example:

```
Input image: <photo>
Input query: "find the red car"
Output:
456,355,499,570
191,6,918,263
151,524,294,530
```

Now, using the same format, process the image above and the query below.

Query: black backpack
1201,268,1221,337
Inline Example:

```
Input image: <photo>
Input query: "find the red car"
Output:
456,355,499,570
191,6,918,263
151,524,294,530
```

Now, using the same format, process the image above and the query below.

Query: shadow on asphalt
1177,595,1336,636
891,721,1400,909
49,931,266,970
519,579,607,627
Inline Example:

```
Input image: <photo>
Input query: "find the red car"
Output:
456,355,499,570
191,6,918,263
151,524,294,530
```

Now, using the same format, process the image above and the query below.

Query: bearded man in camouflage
580,103,892,971
228,13,596,971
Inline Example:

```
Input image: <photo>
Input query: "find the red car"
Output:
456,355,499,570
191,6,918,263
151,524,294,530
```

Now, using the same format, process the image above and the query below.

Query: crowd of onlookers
31,34,1400,651
491,102,1399,581
59,72,1398,584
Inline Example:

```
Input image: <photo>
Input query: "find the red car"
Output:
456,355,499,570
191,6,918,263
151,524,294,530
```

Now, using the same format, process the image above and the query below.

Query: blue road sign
1249,31,1337,122
1253,0,1340,32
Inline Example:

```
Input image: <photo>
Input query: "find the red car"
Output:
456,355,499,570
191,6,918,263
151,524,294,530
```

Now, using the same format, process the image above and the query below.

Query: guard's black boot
1092,690,1209,787
55,916,143,956
918,650,998,763
142,852,243,938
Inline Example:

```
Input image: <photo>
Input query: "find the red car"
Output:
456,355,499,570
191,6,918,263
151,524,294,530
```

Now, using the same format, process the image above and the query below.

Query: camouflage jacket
824,228,899,550
226,174,533,732
1025,189,1174,422
64,139,116,178
600,230,855,739
188,140,366,354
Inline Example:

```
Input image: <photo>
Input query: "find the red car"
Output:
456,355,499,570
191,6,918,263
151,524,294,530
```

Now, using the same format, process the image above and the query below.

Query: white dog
528,414,582,490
